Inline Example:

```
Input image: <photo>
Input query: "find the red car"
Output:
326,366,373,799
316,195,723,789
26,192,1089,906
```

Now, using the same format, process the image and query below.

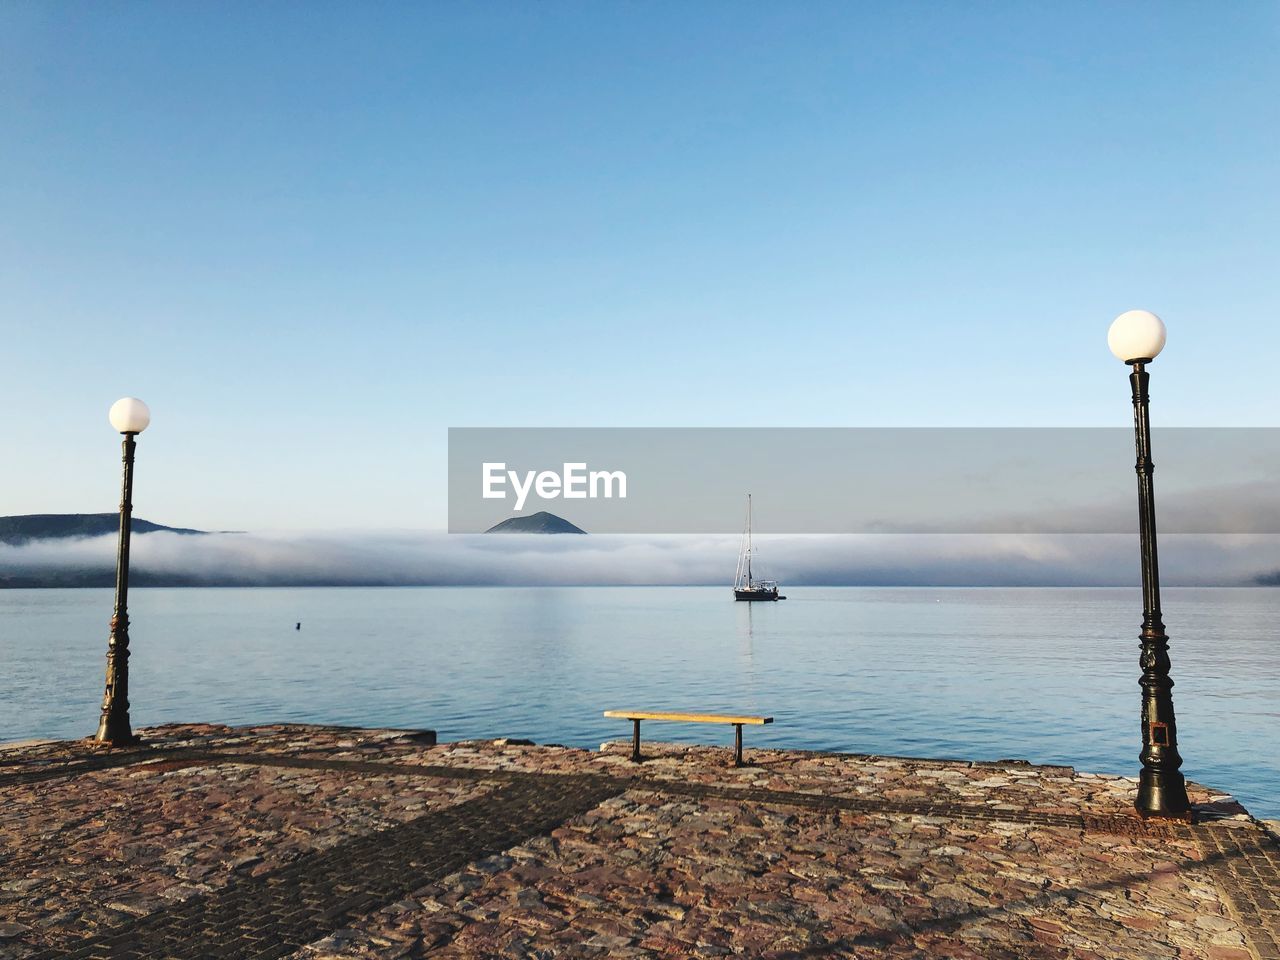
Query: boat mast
746,494,753,587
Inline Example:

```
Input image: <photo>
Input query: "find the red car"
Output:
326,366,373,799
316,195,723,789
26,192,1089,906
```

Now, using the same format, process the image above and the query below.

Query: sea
2,586,1276,817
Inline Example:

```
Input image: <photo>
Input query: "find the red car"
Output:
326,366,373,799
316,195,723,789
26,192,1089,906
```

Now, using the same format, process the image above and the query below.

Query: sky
2,2,1277,532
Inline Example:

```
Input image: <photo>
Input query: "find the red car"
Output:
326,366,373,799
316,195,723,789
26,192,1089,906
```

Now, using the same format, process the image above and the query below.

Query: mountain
484,511,587,534
0,514,207,545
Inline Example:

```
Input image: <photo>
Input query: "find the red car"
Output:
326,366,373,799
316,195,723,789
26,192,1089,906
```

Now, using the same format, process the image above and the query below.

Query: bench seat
604,710,773,766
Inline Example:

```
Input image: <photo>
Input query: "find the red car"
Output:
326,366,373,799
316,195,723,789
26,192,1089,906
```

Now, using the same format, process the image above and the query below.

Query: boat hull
734,589,780,602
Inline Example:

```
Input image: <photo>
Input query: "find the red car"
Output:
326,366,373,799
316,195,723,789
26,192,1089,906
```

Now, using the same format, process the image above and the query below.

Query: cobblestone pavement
1,755,497,954
1195,822,1280,960
1,723,1276,959
23,775,619,960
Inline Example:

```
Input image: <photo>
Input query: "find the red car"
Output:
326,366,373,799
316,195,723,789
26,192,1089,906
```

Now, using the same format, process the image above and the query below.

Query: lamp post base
89,734,143,750
92,715,140,748
1136,769,1192,821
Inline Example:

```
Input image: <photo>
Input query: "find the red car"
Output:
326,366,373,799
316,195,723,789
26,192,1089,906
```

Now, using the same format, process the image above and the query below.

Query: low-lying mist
2,531,1279,587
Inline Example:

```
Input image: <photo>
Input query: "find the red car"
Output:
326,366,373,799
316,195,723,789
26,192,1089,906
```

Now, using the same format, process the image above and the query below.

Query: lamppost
94,397,151,747
1107,310,1190,819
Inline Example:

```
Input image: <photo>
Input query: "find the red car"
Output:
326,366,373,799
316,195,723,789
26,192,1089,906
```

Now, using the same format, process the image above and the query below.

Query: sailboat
733,494,784,601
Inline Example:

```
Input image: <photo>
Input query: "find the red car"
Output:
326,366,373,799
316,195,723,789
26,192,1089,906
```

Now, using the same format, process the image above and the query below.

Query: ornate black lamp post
1107,310,1190,819
94,397,151,747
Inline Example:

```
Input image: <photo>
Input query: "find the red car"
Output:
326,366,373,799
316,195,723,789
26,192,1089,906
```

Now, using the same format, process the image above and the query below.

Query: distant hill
485,511,587,534
0,514,206,545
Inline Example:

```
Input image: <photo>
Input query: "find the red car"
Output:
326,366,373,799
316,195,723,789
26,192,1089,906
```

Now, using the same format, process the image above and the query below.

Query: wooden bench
603,710,773,767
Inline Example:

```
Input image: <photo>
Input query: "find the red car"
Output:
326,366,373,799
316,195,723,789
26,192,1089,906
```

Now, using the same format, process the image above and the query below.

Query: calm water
1,587,1276,816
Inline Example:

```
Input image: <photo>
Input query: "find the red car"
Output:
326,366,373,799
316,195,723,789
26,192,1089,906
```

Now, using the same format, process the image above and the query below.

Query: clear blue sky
2,2,1276,530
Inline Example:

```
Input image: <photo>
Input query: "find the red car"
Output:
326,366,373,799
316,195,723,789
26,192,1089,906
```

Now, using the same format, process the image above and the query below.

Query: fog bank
3,530,1279,587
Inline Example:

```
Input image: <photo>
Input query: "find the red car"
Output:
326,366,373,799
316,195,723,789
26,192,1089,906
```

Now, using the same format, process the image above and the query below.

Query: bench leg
631,718,642,763
733,723,743,767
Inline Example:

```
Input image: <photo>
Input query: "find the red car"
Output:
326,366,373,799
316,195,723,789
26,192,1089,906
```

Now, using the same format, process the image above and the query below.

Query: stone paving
3,763,495,956
0,723,1276,959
